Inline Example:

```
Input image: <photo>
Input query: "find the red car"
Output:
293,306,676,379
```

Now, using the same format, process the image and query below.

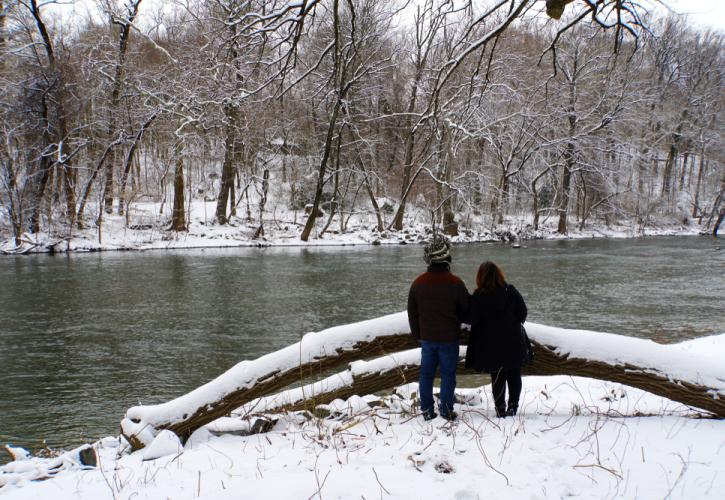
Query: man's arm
456,280,471,324
407,285,421,340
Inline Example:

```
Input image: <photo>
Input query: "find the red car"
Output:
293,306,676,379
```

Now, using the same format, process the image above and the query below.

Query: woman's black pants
490,367,522,411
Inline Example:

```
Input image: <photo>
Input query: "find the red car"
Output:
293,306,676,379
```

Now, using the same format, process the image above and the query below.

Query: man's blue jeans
419,340,459,417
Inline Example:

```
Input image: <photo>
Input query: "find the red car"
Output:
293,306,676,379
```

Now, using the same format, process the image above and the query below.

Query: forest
1,0,723,249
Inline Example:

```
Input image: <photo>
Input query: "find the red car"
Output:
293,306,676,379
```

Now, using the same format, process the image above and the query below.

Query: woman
465,261,528,417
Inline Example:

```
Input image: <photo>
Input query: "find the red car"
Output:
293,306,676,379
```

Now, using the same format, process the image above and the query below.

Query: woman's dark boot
505,403,518,417
495,405,507,418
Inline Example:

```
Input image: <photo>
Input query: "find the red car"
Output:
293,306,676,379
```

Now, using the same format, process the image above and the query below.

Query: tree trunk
490,175,502,225
0,3,11,241
578,171,587,230
216,106,243,223
300,2,348,242
713,206,725,237
60,162,76,228
707,173,725,236
121,319,725,450
440,126,457,235
170,140,186,231
253,169,269,239
391,127,417,231
389,164,426,231
53,79,75,228
320,130,344,237
29,94,54,234
557,142,575,234
300,100,342,242
245,346,725,422
26,1,60,234
678,151,689,191
391,67,422,232
2,156,23,246
531,167,550,231
635,152,649,220
108,0,143,215
104,153,117,215
692,150,705,218
557,67,578,234
661,143,677,200
364,179,384,232
119,113,156,216
77,139,122,228
353,143,383,232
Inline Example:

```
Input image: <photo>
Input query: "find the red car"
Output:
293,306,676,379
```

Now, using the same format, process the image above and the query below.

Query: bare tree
1,0,722,246
15,0,79,234
300,0,399,241
389,0,446,231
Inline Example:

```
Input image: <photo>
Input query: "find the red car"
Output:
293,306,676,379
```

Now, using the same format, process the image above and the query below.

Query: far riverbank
0,199,710,255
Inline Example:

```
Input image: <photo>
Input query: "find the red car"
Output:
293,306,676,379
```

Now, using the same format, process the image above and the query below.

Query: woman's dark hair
475,261,506,293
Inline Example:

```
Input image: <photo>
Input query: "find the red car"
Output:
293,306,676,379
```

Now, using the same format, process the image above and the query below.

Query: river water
0,236,723,457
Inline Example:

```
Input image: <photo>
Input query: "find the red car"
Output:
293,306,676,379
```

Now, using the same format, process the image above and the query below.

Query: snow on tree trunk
121,314,725,450
525,324,725,418
121,313,416,449
237,348,428,416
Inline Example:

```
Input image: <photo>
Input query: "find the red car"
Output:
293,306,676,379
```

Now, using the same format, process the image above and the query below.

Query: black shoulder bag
507,285,534,365
519,324,534,365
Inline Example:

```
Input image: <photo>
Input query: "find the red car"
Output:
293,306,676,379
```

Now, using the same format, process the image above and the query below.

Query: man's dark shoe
495,406,507,418
506,404,518,417
422,409,438,421
441,411,458,422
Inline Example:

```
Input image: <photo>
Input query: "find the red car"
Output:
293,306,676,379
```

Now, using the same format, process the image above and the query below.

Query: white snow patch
3,373,724,499
527,323,725,392
141,430,182,461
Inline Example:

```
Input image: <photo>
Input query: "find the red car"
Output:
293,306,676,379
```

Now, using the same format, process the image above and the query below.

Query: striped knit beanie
424,234,451,265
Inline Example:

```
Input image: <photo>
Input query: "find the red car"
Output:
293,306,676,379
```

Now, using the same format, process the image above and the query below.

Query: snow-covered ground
2,321,723,499
0,198,704,255
1,375,722,499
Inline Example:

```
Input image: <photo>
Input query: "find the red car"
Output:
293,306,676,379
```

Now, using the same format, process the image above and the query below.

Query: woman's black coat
465,284,528,372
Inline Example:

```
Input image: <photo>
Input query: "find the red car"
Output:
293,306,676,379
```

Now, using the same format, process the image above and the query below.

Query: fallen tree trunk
526,323,725,418
235,348,433,416
121,314,725,450
240,340,725,419
121,314,419,449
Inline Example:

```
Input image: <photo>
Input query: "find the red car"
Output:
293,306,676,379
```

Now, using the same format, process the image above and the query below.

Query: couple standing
407,235,528,421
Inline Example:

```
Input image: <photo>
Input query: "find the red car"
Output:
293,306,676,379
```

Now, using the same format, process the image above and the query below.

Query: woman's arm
509,285,528,323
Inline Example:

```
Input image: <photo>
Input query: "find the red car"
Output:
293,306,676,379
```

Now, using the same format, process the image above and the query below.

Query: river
0,236,723,457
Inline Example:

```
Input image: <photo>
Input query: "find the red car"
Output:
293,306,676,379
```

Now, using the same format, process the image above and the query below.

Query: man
407,234,469,421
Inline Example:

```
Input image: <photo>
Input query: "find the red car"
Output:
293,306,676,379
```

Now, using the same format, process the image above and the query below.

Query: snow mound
141,430,182,461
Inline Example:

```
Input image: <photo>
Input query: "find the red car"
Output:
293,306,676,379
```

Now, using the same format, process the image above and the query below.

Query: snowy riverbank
2,374,723,499
0,199,707,255
2,322,724,499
